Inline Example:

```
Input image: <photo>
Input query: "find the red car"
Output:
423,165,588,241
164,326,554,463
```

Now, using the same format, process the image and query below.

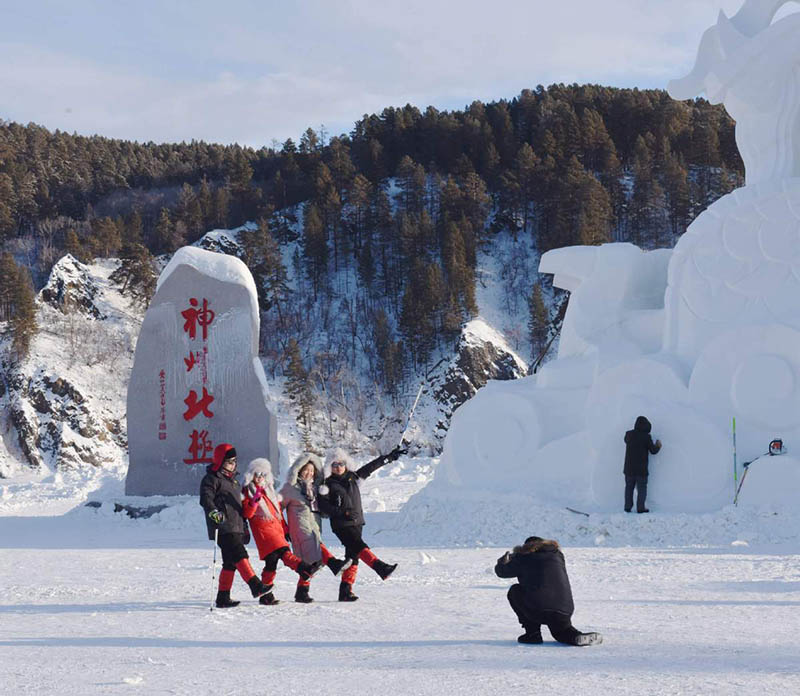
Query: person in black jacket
199,442,270,608
495,536,602,646
322,445,405,601
623,415,662,513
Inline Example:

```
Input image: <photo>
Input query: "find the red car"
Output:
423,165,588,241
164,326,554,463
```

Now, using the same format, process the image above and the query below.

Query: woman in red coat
241,458,319,605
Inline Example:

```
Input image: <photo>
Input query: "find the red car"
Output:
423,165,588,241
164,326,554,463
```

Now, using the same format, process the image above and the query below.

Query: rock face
428,319,527,441
125,246,280,496
5,368,124,470
1,257,130,476
39,254,105,319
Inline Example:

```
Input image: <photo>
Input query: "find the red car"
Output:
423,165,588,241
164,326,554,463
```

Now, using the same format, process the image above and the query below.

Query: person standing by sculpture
495,536,602,646
241,458,324,605
199,443,270,608
623,416,662,513
323,446,405,601
280,453,351,603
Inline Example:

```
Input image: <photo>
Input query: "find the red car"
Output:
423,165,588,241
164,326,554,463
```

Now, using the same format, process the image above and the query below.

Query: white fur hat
244,458,275,487
324,447,355,477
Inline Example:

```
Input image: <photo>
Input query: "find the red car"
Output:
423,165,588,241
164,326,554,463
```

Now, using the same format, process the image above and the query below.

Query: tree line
0,84,743,438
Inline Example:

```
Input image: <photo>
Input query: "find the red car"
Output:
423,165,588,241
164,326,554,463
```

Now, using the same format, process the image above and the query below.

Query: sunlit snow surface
1,489,800,695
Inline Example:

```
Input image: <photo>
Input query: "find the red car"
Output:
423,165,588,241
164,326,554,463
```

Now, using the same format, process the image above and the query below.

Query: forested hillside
0,84,743,449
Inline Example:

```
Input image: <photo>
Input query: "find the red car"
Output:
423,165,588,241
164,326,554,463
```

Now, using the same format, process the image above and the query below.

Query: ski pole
209,527,218,612
732,417,738,502
398,381,425,448
733,463,750,506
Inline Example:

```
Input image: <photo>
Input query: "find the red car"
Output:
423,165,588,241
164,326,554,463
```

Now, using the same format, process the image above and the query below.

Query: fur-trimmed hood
513,537,560,554
324,447,356,477
285,452,325,487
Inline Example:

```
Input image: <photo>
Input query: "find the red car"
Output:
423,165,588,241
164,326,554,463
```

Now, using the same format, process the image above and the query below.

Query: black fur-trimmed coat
494,538,575,616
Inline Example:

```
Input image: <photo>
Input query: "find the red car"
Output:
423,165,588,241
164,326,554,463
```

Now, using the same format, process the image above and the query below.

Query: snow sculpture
418,0,800,513
125,247,279,496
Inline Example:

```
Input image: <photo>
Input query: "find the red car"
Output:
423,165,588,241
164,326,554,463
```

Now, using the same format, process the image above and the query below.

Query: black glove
386,445,408,462
208,509,224,525
497,551,513,565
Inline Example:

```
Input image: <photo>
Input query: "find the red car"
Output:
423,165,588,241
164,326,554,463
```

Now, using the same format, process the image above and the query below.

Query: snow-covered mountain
0,224,536,492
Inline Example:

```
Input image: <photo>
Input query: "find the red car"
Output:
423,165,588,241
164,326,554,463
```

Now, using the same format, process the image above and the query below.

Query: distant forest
0,84,743,396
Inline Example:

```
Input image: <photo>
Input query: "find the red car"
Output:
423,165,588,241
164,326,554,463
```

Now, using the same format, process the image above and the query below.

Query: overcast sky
1,0,795,147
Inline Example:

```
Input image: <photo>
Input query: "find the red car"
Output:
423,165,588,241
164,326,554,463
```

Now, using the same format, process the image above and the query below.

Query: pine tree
576,173,612,246
528,283,549,361
87,217,122,258
64,229,86,262
153,207,184,255
8,263,38,360
0,173,16,241
372,308,402,395
302,203,328,300
285,337,314,445
241,217,289,318
0,252,17,320
110,242,157,308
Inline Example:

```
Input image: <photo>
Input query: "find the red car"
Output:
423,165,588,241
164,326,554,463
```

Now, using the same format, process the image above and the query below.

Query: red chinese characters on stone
181,298,215,340
184,352,198,372
183,429,214,464
158,369,167,440
183,387,214,421
181,297,215,464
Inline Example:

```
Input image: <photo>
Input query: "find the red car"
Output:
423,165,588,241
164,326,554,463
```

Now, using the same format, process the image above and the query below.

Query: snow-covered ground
2,462,800,696
2,512,799,695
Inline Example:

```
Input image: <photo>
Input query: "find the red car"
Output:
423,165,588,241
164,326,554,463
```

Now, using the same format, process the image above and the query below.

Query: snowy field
2,495,800,696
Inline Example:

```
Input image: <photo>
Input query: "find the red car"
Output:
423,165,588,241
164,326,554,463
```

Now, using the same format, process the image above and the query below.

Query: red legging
261,546,303,586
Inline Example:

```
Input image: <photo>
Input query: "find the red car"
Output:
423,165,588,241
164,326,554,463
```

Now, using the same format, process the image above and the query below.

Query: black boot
338,582,359,602
517,628,543,644
294,585,314,603
258,585,280,605
298,561,322,580
372,559,397,580
573,632,603,646
326,556,352,577
215,591,240,608
247,576,270,598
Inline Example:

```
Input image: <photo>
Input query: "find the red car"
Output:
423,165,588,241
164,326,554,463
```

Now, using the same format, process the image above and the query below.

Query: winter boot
372,559,397,581
573,632,603,646
338,581,359,602
297,561,322,581
258,585,280,605
215,591,240,609
294,584,314,603
247,575,270,598
517,627,543,644
326,556,352,577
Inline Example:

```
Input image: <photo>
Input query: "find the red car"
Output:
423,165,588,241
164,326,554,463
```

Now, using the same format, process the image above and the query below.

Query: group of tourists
199,442,405,608
197,414,661,648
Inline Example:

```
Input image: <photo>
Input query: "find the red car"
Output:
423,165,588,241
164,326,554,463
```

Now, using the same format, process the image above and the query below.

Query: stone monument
125,247,279,496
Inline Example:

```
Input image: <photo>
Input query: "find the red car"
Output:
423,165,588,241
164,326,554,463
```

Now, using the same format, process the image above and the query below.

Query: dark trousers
332,524,368,561
218,532,249,570
624,475,648,512
262,546,290,571
507,584,580,644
